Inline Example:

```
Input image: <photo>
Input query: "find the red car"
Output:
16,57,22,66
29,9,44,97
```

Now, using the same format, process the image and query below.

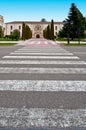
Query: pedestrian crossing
0,40,86,128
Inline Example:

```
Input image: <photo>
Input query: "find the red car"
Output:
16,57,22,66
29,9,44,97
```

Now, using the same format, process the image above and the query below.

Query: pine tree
50,19,54,40
58,3,86,40
68,3,85,39
22,22,26,40
47,25,51,39
25,25,30,39
0,26,3,38
22,23,32,40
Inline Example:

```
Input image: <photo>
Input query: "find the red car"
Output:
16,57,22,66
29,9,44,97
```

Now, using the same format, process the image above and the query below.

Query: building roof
6,21,63,24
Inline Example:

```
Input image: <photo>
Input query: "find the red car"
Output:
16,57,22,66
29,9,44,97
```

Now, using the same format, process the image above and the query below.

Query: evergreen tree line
58,3,86,40
0,26,3,38
22,22,32,40
43,20,54,40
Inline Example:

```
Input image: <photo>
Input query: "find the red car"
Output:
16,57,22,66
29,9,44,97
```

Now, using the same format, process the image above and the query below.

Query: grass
64,43,86,46
56,38,86,42
56,38,67,41
0,43,17,46
0,38,15,41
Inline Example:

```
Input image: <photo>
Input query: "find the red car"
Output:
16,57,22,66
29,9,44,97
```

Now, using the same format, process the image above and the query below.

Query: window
10,26,13,30
55,26,57,30
19,26,21,30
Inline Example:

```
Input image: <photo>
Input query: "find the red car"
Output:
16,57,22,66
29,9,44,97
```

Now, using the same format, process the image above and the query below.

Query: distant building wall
4,21,63,38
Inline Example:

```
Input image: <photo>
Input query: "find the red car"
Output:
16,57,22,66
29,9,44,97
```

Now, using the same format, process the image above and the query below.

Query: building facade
4,21,63,38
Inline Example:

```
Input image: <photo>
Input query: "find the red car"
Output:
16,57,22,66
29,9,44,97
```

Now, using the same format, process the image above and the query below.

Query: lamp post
67,33,70,44
65,21,70,44
77,27,81,44
65,20,73,44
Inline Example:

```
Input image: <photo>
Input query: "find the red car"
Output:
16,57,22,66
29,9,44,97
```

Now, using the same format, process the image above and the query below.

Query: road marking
17,47,68,50
26,41,35,45
0,80,86,91
36,41,41,45
0,107,86,127
3,56,79,59
45,41,48,44
0,60,86,65
10,53,74,55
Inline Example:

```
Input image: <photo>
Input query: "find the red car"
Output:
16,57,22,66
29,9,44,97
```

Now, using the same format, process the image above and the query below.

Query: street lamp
64,20,70,44
77,27,81,44
64,20,73,44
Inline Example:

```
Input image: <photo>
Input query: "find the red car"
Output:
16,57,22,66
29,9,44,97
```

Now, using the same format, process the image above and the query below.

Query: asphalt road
0,38,86,130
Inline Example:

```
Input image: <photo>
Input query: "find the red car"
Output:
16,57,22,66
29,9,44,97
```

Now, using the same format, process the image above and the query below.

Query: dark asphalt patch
0,128,86,130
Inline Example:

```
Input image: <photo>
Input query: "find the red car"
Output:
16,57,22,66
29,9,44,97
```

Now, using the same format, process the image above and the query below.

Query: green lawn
64,43,86,46
56,38,86,42
0,43,17,46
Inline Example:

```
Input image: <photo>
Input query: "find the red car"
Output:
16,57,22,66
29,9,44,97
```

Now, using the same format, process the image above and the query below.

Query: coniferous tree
22,23,32,40
0,26,3,38
25,25,30,39
68,3,85,38
43,20,54,40
22,22,26,40
43,29,47,38
47,25,51,39
58,3,86,39
50,19,54,40
29,28,32,38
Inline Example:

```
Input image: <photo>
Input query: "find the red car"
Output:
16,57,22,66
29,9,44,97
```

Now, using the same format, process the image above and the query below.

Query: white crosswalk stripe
0,60,86,65
10,52,74,55
0,107,86,128
3,55,79,59
0,80,86,91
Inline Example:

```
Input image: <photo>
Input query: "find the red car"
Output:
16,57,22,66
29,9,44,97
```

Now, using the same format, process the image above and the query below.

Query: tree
25,25,32,39
0,26,3,38
43,29,47,38
46,25,51,39
43,19,54,40
41,18,47,22
22,23,32,40
25,25,30,39
58,3,86,40
68,3,85,39
22,22,26,40
12,29,20,40
50,19,54,40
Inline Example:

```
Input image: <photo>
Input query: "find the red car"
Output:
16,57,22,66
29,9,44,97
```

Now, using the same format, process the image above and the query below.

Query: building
4,21,63,38
0,15,63,38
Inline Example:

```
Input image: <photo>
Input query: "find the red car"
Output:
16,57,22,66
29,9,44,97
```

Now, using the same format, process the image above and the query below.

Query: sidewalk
0,40,23,43
56,40,86,44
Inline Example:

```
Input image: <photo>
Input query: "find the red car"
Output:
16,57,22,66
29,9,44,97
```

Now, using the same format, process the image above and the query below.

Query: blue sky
0,0,86,23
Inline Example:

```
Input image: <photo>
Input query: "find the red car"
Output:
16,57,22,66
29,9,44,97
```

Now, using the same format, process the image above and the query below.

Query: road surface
0,38,86,130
